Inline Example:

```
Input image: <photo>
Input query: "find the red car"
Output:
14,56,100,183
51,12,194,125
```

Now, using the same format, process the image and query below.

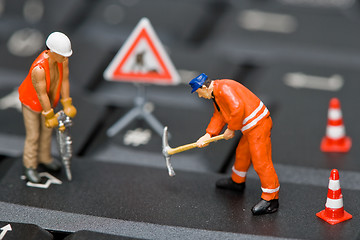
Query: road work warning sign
104,18,180,85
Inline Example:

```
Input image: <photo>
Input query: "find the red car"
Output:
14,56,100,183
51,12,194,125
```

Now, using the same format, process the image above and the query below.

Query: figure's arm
31,66,58,128
206,103,226,135
60,59,77,118
32,66,51,112
61,58,70,99
197,104,226,148
219,85,244,131
223,128,235,140
196,132,212,148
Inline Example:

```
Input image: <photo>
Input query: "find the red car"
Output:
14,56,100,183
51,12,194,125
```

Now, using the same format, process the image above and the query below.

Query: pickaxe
162,126,225,176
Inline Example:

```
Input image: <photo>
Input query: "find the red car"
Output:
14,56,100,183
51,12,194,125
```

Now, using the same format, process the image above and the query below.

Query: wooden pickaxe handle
167,134,225,156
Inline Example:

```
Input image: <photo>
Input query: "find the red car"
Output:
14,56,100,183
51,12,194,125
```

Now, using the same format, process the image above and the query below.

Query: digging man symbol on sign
131,50,158,74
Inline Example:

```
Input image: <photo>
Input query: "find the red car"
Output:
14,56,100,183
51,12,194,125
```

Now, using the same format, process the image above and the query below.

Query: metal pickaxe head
162,126,175,177
162,126,225,177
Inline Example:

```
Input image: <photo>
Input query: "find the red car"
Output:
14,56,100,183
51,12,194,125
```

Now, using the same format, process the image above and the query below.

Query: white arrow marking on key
0,224,12,240
283,72,344,91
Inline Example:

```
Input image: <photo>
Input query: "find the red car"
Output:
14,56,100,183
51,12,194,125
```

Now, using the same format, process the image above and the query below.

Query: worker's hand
42,109,59,128
224,128,235,140
196,133,211,148
61,97,77,118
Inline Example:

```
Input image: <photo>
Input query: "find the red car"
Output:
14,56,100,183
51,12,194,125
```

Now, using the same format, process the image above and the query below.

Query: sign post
104,18,180,137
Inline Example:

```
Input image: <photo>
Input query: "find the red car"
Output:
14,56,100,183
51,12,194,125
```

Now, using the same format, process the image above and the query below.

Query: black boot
216,178,246,192
42,158,62,172
251,199,279,215
25,168,41,183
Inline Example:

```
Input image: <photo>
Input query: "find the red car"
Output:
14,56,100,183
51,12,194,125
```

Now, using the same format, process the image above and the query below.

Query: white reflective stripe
261,186,280,193
326,125,345,139
243,101,264,125
232,166,247,177
241,107,268,132
328,109,342,120
326,197,343,209
328,179,340,191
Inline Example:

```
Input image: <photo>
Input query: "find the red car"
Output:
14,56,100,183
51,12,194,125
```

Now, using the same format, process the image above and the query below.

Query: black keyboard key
64,230,142,240
0,221,53,240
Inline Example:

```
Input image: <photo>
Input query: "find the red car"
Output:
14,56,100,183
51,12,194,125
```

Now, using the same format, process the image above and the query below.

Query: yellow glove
61,97,77,118
42,109,58,128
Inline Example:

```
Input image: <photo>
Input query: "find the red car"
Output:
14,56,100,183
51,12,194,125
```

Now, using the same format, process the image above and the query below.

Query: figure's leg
38,113,53,165
231,134,252,183
247,117,279,200
246,117,280,215
38,113,61,171
22,105,41,168
216,134,251,192
22,105,41,182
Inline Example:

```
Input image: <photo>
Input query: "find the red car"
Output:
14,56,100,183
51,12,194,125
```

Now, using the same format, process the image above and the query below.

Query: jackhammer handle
55,112,66,132
167,134,225,155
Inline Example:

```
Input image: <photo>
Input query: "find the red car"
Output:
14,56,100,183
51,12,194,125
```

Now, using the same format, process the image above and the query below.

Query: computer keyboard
205,0,360,69
1,0,360,239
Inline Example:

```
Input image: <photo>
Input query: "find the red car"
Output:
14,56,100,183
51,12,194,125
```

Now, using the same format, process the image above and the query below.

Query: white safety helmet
46,32,73,57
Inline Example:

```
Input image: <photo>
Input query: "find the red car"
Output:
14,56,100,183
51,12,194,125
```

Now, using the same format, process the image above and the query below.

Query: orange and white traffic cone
320,98,351,152
316,169,352,225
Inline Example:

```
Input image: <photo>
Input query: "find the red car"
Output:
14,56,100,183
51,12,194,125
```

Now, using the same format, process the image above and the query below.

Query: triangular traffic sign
104,18,180,85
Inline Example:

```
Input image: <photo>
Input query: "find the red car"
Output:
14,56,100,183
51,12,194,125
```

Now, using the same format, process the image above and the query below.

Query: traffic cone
320,98,351,152
316,169,352,225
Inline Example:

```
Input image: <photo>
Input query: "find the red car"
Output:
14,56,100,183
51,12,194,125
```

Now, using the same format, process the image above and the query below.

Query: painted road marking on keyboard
124,128,152,146
238,10,297,33
7,28,44,57
284,72,344,91
0,88,22,112
21,172,62,189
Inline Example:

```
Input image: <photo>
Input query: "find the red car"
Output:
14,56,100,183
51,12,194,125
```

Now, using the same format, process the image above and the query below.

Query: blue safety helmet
189,73,208,93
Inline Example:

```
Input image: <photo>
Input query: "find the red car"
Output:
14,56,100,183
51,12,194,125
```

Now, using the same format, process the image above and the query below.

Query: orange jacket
19,50,63,112
206,80,269,136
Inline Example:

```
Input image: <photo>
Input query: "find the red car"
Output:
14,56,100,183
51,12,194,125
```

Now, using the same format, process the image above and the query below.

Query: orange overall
18,50,63,169
206,80,280,201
